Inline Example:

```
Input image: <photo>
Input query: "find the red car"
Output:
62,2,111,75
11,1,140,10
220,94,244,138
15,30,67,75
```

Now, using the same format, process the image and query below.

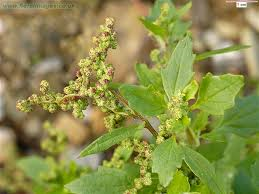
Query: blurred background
0,0,258,193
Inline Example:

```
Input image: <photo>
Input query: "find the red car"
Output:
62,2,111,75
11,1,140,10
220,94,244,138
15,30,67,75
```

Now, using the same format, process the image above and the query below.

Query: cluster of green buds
150,49,167,68
40,121,67,155
153,2,170,27
124,140,153,194
157,92,189,144
104,113,125,131
103,139,132,168
17,17,126,127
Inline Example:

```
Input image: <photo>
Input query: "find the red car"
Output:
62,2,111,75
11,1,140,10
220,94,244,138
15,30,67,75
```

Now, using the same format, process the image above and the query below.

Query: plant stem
110,90,158,138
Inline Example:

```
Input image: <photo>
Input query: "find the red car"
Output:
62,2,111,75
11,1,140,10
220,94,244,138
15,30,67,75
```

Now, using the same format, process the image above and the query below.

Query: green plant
16,1,259,194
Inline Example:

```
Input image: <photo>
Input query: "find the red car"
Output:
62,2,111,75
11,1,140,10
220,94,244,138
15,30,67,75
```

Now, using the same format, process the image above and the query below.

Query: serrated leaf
161,36,195,99
119,84,166,116
192,73,244,115
215,96,259,137
65,167,136,194
17,156,49,183
140,18,167,38
167,170,190,194
152,139,184,187
251,158,259,190
195,45,250,61
80,123,144,157
135,63,163,91
182,146,226,194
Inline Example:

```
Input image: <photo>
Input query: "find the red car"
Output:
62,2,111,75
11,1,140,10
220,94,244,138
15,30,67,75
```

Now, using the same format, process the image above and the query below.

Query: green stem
110,90,158,138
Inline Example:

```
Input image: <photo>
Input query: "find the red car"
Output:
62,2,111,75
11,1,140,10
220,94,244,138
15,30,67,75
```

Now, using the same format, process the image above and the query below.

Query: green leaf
175,1,192,18
169,21,191,44
140,18,167,38
167,170,190,194
197,142,227,162
195,45,250,61
108,82,123,90
215,96,259,137
233,169,257,194
135,63,163,91
119,84,166,116
190,111,209,132
152,139,184,187
192,73,244,115
182,146,226,194
161,36,195,99
80,123,144,157
183,80,199,101
65,167,136,194
17,156,49,183
251,158,259,190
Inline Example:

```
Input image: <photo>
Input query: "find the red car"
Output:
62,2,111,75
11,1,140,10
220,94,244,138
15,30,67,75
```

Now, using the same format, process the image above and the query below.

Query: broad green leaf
195,45,250,61
17,156,49,183
192,73,244,115
215,96,259,137
119,84,166,116
197,142,227,162
191,183,211,194
140,18,166,38
161,36,195,99
65,167,136,194
182,146,226,194
222,134,246,166
233,169,257,194
183,80,199,101
152,139,184,187
135,63,163,91
190,111,209,132
80,123,144,157
251,158,259,190
167,170,190,194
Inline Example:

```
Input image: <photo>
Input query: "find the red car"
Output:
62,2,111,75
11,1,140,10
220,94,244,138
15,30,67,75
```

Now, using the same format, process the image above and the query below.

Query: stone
0,78,6,122
31,56,63,75
87,107,106,137
0,127,16,163
22,117,42,139
245,8,259,32
61,145,103,170
54,113,90,146
241,28,259,78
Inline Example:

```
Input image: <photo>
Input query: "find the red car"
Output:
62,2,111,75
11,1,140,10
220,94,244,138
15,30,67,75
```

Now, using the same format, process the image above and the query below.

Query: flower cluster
17,18,126,128
153,2,170,27
103,140,133,168
40,121,67,155
157,92,189,144
124,140,153,194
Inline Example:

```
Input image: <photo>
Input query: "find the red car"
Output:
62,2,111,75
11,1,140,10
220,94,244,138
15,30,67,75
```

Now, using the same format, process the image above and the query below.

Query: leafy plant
16,1,259,194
